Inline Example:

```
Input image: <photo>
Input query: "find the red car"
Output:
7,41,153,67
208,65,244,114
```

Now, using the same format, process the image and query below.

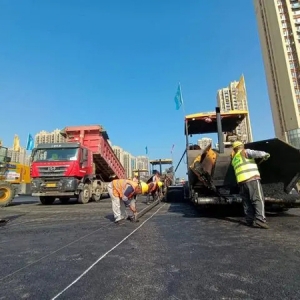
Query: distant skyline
0,0,275,177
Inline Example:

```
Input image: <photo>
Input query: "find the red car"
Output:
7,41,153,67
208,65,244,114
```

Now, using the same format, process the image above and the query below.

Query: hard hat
157,181,163,188
232,141,243,149
134,172,138,177
140,182,148,194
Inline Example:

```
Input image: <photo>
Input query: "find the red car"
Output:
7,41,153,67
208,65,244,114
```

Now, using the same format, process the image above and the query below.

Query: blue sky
0,0,274,178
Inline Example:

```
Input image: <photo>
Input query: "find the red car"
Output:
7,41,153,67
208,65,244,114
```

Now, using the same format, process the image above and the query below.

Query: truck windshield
32,148,79,162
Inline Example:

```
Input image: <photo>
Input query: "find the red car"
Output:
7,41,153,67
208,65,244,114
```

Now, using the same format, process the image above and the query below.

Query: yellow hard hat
157,181,163,188
140,182,148,194
134,172,138,177
232,141,243,149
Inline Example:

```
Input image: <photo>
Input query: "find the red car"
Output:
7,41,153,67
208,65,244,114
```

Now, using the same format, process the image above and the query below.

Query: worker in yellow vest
231,141,270,229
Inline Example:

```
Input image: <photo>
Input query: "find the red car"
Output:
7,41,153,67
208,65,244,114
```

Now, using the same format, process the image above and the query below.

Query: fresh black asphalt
0,196,300,299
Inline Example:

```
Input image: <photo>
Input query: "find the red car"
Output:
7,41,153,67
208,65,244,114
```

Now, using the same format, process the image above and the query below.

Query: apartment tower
35,129,66,146
217,78,253,143
254,0,300,147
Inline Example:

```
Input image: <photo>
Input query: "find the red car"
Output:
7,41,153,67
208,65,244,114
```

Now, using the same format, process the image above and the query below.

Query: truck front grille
38,166,68,177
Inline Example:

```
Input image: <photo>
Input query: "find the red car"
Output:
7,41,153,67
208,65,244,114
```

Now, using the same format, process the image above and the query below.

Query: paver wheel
0,182,15,207
40,196,55,205
78,184,90,204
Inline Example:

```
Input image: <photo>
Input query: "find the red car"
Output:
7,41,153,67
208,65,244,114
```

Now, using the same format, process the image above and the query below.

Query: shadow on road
0,214,27,226
166,197,300,228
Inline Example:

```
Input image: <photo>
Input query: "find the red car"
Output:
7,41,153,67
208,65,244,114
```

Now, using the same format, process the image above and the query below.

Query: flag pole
178,82,186,117
179,82,189,151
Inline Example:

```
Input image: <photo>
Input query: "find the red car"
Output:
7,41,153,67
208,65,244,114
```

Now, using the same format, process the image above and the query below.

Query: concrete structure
35,129,66,146
254,0,300,147
7,147,30,165
217,77,253,143
197,138,213,149
112,145,124,165
136,156,149,171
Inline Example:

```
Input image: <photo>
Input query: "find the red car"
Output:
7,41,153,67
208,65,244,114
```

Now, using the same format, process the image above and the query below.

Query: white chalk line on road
51,203,166,300
0,222,112,282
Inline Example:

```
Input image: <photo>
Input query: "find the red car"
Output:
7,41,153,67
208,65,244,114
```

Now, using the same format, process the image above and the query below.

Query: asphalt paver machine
168,107,300,212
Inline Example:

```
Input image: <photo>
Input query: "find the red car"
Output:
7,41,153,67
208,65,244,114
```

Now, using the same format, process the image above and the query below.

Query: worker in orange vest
107,179,148,224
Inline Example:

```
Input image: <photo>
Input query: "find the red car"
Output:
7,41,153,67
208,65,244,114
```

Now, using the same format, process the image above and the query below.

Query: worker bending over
107,179,148,224
231,141,270,229
146,181,163,204
132,173,139,200
152,171,160,183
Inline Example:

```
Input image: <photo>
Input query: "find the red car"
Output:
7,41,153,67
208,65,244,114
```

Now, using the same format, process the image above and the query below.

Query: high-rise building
112,146,142,178
7,147,30,165
123,151,132,178
197,138,213,149
112,145,124,163
35,129,66,146
136,156,149,171
217,78,253,143
254,0,300,147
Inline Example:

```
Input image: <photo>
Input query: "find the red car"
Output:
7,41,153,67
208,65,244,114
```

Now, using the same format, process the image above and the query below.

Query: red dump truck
30,125,125,205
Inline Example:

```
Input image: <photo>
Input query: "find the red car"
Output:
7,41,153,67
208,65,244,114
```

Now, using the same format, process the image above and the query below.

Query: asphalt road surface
1,196,300,300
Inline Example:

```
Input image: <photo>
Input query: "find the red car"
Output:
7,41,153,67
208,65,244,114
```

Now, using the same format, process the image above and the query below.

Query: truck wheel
0,182,15,207
60,198,70,204
78,184,90,204
40,196,55,205
92,185,102,202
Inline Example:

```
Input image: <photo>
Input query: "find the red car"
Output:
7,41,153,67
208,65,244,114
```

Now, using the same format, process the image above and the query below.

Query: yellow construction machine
167,107,300,212
0,146,16,207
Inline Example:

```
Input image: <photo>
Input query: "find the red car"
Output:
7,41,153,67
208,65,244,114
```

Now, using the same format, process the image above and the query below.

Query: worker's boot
255,220,269,229
114,217,125,225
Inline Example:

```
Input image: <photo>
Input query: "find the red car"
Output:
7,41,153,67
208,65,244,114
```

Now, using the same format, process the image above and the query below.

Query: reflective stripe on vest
112,179,138,198
231,150,260,183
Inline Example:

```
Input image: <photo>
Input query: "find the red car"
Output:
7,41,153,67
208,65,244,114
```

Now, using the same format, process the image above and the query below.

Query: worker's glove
263,154,270,161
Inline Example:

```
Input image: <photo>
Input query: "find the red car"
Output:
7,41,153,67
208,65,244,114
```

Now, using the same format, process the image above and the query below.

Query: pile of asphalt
262,182,300,202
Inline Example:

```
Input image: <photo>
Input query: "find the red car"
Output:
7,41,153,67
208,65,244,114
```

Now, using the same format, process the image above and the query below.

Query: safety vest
231,150,260,183
112,179,138,198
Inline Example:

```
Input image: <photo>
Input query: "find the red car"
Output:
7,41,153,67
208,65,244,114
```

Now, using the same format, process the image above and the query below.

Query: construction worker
133,173,139,183
152,171,160,183
132,173,139,200
107,179,148,224
147,181,163,204
231,141,270,229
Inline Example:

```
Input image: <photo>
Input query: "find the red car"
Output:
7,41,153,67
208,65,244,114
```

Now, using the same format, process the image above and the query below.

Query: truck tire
40,196,55,205
60,197,70,204
0,182,15,207
92,185,102,202
78,184,90,204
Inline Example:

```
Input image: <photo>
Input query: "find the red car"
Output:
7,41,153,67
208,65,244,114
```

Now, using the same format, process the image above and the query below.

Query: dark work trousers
239,179,266,224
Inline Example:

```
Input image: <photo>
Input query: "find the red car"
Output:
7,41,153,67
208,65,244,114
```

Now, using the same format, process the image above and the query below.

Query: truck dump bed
61,125,125,181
